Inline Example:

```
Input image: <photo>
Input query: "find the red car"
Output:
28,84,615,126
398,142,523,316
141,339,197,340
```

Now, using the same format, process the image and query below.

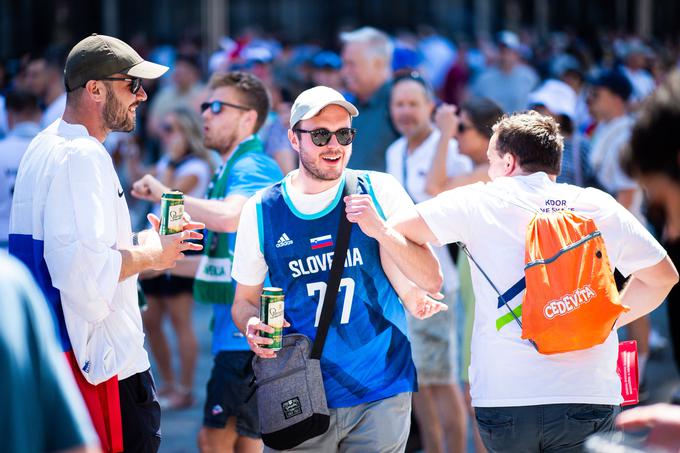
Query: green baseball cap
64,33,168,91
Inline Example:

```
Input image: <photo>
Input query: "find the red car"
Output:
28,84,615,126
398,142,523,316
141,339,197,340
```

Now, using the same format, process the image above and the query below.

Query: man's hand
402,287,448,319
616,403,680,451
142,213,205,270
245,316,291,359
131,174,169,203
345,194,387,239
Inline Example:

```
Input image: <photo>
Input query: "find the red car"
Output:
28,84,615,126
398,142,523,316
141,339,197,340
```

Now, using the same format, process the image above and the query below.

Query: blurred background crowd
2,1,680,452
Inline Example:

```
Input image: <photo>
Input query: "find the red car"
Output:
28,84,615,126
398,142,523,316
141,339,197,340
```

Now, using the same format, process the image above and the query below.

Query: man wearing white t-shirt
351,111,678,452
10,34,204,453
386,73,471,453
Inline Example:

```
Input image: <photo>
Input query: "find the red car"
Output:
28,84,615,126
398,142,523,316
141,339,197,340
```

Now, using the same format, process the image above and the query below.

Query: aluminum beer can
260,287,284,350
160,191,184,235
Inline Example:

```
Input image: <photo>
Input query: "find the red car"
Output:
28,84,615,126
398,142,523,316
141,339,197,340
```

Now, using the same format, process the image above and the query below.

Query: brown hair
492,111,563,175
208,71,270,132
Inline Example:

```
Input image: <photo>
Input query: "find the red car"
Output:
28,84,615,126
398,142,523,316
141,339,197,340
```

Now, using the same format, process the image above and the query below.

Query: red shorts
65,351,123,453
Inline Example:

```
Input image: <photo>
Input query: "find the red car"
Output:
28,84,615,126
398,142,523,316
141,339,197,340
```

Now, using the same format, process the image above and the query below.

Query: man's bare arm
131,174,247,232
345,196,442,293
232,282,284,359
615,255,678,328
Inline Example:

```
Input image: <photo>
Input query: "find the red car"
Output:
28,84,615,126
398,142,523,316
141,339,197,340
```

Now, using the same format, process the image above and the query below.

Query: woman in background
139,107,213,410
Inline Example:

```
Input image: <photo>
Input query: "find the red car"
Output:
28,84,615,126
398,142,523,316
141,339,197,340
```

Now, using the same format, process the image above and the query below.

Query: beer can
160,191,184,235
260,287,284,350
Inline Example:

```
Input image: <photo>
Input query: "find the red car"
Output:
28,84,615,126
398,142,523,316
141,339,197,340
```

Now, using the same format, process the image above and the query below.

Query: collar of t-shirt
56,118,99,141
491,171,555,196
357,81,391,109
282,169,344,216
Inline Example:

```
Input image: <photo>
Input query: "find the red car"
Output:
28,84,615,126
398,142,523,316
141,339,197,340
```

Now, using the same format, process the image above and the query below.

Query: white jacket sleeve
43,143,121,323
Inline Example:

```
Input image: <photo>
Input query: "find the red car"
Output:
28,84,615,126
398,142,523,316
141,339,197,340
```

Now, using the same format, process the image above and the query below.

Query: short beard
103,87,135,132
298,144,345,181
206,130,238,156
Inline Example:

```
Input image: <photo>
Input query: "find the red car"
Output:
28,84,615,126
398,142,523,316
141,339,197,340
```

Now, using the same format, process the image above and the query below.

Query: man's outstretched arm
345,195,443,294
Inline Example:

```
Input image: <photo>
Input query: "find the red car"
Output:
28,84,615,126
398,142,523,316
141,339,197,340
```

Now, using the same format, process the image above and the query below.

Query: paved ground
153,301,680,453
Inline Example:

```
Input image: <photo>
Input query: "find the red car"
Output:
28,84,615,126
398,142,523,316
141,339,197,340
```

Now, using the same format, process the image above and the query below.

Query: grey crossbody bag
251,171,358,451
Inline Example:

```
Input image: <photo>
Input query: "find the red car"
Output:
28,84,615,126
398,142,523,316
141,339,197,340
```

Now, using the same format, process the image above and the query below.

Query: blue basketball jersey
258,173,417,408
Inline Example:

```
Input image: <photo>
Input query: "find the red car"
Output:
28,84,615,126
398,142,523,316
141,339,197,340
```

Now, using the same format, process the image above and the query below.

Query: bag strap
459,242,538,351
310,170,359,360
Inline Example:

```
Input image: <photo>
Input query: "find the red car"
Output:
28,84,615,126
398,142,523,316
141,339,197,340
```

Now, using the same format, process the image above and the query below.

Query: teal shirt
211,153,282,354
347,82,399,172
0,253,97,452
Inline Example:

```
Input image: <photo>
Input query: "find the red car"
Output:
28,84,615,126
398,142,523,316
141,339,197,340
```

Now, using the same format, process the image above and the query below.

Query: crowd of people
2,23,680,453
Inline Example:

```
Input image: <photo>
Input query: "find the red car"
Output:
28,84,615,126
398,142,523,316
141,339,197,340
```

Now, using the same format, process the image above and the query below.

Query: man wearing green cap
9,34,204,453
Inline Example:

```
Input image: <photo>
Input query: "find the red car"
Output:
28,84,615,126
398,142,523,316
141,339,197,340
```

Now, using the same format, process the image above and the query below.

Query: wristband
132,232,139,246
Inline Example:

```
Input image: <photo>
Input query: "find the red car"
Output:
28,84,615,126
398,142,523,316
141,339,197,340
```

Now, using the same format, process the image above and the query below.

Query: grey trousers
265,392,412,453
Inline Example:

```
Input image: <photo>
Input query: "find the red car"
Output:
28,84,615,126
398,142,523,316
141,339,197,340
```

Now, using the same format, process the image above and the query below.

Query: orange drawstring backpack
463,199,629,354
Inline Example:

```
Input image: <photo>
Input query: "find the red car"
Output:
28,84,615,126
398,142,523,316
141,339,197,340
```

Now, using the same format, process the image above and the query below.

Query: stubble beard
103,89,135,132
206,129,238,156
299,145,345,182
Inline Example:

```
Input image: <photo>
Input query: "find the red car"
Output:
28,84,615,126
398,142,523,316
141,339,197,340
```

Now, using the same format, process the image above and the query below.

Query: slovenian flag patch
310,234,334,250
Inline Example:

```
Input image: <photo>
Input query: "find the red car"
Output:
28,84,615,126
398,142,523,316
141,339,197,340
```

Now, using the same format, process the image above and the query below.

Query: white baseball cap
528,79,577,120
289,86,359,128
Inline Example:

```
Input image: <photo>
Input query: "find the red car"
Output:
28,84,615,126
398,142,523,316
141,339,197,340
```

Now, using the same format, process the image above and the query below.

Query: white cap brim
125,60,169,80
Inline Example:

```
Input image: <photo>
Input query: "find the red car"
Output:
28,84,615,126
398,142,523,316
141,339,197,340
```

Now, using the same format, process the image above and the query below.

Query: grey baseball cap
64,34,168,91
289,86,359,128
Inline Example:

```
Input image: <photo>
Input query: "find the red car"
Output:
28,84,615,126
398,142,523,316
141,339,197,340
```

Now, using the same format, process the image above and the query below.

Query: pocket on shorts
475,408,514,451
565,404,616,437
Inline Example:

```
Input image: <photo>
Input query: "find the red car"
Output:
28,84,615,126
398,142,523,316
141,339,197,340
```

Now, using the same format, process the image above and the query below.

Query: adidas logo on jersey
276,233,294,248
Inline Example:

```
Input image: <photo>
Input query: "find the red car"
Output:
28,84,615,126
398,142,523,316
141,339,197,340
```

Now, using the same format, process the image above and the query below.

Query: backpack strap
459,243,538,351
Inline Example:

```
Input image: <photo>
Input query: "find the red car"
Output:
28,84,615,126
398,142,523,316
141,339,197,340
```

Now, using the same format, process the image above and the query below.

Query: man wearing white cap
231,85,446,451
9,34,205,453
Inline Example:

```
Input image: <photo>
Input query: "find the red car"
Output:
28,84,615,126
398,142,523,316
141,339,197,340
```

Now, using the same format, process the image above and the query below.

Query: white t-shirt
232,170,413,285
386,130,473,292
10,119,149,384
416,172,666,407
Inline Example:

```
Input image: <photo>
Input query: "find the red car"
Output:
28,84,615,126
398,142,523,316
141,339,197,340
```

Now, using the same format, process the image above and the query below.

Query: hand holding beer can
260,287,284,350
160,191,184,235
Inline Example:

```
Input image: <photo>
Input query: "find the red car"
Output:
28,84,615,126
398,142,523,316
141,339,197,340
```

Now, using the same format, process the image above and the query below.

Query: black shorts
203,350,260,438
140,274,194,296
119,369,161,453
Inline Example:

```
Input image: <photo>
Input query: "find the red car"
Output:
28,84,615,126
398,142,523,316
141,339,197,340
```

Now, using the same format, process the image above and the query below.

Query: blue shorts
474,403,619,453
203,350,260,438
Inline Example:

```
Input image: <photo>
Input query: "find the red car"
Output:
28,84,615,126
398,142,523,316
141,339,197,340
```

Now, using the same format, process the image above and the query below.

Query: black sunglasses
200,100,251,114
294,127,356,146
458,122,472,134
393,70,433,92
97,77,142,94
160,122,176,134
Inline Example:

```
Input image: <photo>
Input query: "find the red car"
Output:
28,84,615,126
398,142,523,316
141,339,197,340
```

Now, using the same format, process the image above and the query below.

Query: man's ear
288,128,300,153
84,80,104,102
504,152,517,175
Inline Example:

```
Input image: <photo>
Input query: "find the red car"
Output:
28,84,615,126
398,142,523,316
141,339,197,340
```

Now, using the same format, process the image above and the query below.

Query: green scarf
193,136,263,304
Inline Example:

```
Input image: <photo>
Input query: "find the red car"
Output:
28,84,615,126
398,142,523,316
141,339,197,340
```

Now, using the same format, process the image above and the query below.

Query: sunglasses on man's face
294,127,357,146
200,100,251,115
97,77,142,94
